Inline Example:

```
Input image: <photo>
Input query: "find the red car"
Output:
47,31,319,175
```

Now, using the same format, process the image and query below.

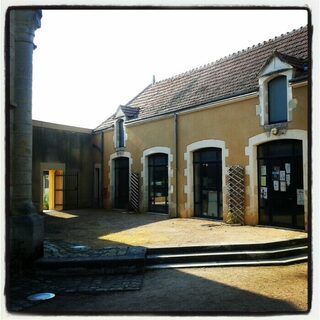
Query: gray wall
32,122,94,211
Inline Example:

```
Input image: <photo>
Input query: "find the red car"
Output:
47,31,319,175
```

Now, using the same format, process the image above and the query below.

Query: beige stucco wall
102,117,176,212
102,84,308,226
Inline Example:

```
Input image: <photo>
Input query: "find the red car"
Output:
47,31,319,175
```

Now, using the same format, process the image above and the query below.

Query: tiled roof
94,26,308,132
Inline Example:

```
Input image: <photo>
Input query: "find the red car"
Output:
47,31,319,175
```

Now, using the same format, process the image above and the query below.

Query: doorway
148,153,168,213
257,139,304,229
114,157,129,209
193,148,222,219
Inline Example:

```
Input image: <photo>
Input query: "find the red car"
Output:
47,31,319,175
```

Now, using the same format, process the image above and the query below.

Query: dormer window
268,75,288,124
257,51,300,128
116,119,125,148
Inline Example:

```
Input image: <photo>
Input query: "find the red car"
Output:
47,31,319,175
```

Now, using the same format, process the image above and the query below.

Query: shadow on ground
18,265,308,315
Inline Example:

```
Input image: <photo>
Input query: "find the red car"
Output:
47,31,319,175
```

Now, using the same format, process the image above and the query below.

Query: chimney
152,75,156,84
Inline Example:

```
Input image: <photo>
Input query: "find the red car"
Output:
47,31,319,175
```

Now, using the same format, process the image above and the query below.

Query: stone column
10,9,44,261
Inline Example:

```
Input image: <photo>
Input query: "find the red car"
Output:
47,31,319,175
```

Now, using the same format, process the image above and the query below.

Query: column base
10,211,44,264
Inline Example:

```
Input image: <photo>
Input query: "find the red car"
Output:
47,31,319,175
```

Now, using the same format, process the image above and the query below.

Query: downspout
174,113,179,218
101,131,104,208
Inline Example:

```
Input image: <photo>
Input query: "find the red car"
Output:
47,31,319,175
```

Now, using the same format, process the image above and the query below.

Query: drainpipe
174,113,179,217
101,131,104,208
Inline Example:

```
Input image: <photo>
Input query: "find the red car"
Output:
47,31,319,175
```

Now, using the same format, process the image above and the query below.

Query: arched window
268,76,287,124
116,119,125,148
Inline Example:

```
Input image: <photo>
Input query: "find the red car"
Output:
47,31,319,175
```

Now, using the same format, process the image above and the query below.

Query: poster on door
260,187,268,199
285,163,291,173
297,189,304,205
272,166,280,180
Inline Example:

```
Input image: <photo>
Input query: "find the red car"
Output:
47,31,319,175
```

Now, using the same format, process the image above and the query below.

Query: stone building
32,120,98,212
93,26,309,230
7,9,308,262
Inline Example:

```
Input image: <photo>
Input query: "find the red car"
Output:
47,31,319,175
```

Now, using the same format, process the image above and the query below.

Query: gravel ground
24,263,309,315
44,209,307,248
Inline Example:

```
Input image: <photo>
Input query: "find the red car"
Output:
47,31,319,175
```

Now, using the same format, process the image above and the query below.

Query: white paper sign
280,181,286,192
280,171,286,181
286,174,291,186
261,165,267,176
285,163,291,173
297,189,304,205
273,180,279,191
260,187,268,199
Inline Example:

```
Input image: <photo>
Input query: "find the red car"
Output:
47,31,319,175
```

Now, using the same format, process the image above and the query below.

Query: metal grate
226,166,245,224
130,172,140,212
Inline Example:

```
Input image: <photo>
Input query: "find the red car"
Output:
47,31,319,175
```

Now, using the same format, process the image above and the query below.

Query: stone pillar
10,9,44,261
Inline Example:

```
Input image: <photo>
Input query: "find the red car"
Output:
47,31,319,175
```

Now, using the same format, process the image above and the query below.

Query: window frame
267,75,288,124
113,117,127,150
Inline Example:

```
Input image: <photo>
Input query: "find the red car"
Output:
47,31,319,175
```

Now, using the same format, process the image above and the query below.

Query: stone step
146,254,308,269
34,246,146,275
146,237,308,255
146,245,307,265
145,238,308,269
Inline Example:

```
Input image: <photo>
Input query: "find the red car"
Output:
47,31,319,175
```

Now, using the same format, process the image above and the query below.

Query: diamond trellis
226,166,245,224
130,172,140,212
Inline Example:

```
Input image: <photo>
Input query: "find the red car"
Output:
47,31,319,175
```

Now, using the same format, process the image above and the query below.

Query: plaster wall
102,85,308,225
102,117,175,212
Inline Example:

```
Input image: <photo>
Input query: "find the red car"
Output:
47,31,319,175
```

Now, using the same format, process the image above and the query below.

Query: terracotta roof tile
94,26,308,132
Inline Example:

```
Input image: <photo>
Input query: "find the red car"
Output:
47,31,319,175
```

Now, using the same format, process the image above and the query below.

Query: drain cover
72,245,89,250
27,293,55,301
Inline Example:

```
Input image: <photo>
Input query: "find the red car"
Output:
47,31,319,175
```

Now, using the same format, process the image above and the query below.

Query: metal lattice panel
226,166,245,224
130,172,140,212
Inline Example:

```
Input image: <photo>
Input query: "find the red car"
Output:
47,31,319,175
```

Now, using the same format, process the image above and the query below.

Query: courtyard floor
43,208,307,248
6,209,310,315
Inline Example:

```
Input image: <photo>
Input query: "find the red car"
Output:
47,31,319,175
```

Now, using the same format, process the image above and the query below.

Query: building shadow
18,266,309,315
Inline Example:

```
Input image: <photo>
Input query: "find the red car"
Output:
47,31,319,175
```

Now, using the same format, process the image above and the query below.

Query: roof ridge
154,25,307,85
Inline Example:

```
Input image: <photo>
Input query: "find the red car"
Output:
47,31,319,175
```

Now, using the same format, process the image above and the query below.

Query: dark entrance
257,139,304,229
193,148,222,219
114,157,129,209
148,153,168,213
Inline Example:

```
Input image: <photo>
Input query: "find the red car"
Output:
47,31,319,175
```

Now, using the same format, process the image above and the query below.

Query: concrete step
34,246,146,275
146,254,308,269
34,238,308,275
147,237,308,255
146,238,308,269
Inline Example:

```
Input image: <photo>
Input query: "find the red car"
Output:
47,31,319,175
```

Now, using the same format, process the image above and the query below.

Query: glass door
257,140,304,229
193,148,222,219
148,153,168,213
114,157,129,209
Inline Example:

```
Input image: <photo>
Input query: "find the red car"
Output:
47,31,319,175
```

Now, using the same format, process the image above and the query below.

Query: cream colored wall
103,117,175,212
102,85,308,225
178,97,262,219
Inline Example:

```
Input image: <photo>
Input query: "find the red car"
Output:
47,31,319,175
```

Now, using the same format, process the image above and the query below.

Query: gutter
101,132,104,208
125,89,259,127
174,113,179,218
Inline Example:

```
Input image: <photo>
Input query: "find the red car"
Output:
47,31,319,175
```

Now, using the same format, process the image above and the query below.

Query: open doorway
39,162,66,212
41,169,64,211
